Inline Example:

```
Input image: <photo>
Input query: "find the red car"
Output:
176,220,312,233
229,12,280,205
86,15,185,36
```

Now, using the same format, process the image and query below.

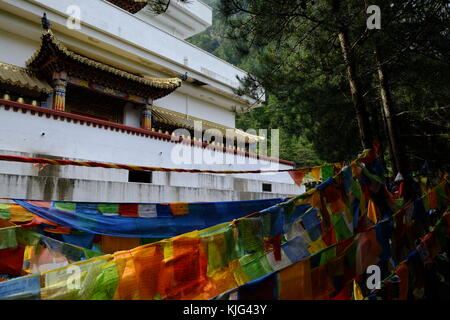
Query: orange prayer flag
330,199,347,214
311,166,321,182
202,265,238,299
43,226,72,235
159,237,208,299
22,215,58,228
169,203,190,216
279,259,312,300
102,235,141,254
113,251,140,300
288,169,308,186
130,244,164,300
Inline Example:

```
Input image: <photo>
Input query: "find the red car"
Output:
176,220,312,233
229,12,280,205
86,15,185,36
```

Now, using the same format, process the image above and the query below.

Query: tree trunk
374,46,405,175
380,101,398,173
372,103,388,170
337,28,373,149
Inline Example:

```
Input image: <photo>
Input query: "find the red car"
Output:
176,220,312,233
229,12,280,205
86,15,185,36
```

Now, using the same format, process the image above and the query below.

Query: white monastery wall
0,1,304,202
0,173,302,203
0,29,38,67
0,107,298,186
157,92,236,128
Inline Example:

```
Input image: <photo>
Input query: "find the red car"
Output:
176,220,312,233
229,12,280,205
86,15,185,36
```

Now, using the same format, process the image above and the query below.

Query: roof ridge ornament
41,13,51,31
178,72,188,81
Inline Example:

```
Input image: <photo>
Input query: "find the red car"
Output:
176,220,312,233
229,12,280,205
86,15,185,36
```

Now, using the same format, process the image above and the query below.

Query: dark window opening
262,183,272,192
128,170,152,184
65,84,124,123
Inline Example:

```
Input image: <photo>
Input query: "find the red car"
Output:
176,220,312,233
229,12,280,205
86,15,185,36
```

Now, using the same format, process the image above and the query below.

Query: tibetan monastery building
0,0,303,202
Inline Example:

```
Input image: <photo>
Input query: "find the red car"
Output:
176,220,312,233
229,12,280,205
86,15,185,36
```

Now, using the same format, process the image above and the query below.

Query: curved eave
152,105,265,142
0,62,52,94
26,31,182,99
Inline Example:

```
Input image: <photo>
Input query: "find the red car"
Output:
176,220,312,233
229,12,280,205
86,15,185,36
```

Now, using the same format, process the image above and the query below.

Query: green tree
188,0,450,171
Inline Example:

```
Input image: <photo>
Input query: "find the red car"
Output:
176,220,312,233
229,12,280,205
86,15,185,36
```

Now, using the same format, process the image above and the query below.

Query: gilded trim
27,31,182,91
0,62,52,94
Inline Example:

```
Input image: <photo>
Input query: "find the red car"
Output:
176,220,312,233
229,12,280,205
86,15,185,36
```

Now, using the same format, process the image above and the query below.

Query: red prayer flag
119,204,139,217
0,247,25,276
288,169,308,186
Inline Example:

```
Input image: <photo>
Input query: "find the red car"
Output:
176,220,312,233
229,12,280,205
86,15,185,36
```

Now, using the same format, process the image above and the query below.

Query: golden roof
152,105,265,142
27,31,182,98
0,62,52,94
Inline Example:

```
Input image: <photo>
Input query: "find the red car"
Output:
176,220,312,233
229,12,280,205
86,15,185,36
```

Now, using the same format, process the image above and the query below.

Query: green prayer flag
349,181,362,200
0,227,17,249
319,246,336,266
16,228,41,246
207,233,228,273
393,199,405,211
321,165,334,180
238,218,263,254
223,226,242,261
239,252,273,281
284,199,296,216
331,213,353,241
91,263,120,300
54,202,76,212
83,247,103,260
0,204,11,220
262,212,271,237
98,203,119,215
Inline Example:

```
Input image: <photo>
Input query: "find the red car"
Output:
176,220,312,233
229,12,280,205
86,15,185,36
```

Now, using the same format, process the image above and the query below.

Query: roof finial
178,72,188,81
41,13,51,31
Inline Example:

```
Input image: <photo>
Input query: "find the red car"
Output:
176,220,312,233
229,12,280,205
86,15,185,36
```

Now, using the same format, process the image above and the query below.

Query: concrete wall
135,0,212,39
0,172,302,202
157,92,236,128
0,29,39,68
0,107,299,186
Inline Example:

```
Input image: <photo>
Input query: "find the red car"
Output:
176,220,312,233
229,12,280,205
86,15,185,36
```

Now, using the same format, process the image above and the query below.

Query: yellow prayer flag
311,166,321,182
353,280,364,300
367,200,379,224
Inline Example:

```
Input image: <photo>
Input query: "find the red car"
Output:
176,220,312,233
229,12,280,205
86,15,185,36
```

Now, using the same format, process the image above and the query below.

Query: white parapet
0,105,299,187
135,0,213,39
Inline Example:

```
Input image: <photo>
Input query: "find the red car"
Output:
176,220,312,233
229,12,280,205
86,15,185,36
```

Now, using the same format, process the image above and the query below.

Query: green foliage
188,0,450,170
